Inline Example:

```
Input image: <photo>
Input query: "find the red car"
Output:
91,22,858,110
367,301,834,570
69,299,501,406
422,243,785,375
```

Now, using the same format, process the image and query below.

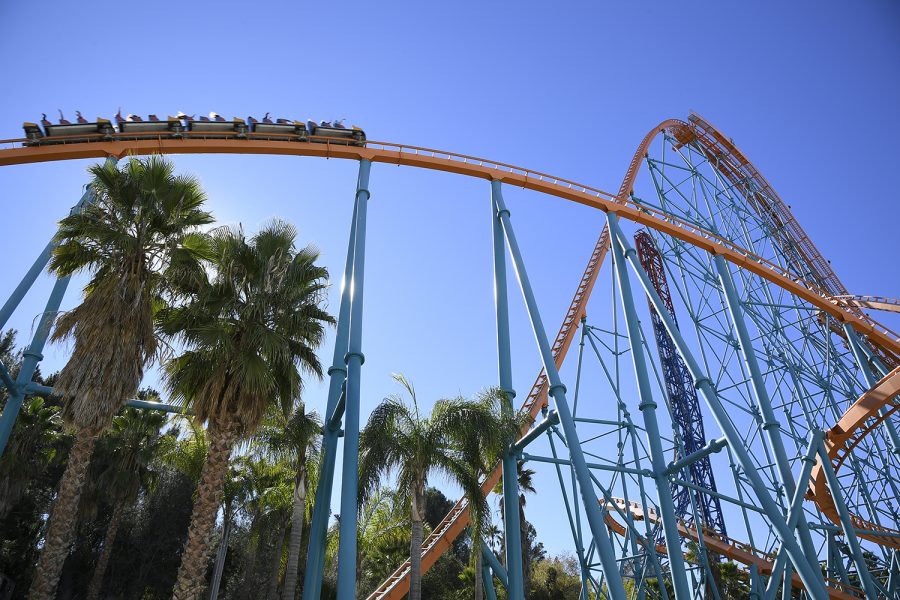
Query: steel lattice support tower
634,230,727,535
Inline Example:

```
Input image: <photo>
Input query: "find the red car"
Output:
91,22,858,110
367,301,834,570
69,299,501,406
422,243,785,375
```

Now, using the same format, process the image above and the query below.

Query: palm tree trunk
267,524,287,599
281,469,307,600
474,543,484,600
29,431,97,600
208,514,232,600
85,499,126,600
173,419,238,600
409,477,425,600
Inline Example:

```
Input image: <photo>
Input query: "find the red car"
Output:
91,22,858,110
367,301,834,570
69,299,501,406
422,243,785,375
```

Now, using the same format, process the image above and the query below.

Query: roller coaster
0,111,898,599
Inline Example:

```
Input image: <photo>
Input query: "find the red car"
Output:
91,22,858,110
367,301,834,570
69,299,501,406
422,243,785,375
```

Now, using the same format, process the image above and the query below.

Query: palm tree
164,414,209,485
160,220,333,600
241,456,294,600
257,403,322,600
325,486,410,596
85,405,168,600
29,156,212,600
0,396,66,518
358,375,498,600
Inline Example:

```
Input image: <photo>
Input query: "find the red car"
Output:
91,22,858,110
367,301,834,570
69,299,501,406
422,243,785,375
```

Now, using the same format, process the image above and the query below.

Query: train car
23,119,114,145
307,120,366,145
20,111,366,147
188,114,247,136
118,116,181,139
22,122,44,145
249,118,308,140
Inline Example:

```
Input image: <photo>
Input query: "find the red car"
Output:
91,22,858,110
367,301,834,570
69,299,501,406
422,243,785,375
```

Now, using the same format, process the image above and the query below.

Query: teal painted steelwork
490,180,525,600
303,167,362,600
664,437,727,476
481,542,509,589
607,213,830,599
511,410,558,453
713,254,821,575
0,184,94,332
0,362,14,393
303,162,364,600
762,429,823,599
492,187,627,600
336,159,372,600
0,275,73,457
482,566,498,600
608,213,692,600
815,438,880,599
0,160,118,458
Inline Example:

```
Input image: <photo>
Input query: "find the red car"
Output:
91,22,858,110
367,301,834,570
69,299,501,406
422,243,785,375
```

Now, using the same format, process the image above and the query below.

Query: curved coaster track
0,112,898,599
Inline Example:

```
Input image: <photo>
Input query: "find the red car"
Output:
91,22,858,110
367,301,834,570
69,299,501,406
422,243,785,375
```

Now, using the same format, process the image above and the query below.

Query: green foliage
49,155,213,435
529,553,584,600
159,220,334,435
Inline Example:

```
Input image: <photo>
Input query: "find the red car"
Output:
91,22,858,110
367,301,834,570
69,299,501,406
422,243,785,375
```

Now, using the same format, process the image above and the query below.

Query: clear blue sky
1,0,898,559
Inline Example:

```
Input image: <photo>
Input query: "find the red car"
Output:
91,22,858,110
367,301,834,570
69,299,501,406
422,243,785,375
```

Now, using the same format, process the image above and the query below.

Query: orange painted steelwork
0,134,895,357
809,366,900,549
603,498,864,599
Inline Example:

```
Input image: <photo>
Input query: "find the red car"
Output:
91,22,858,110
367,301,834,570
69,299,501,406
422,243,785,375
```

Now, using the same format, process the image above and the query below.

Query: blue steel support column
713,255,820,573
302,181,362,600
0,162,118,458
482,543,510,589
0,275,71,456
490,180,525,600
482,566,498,600
762,429,823,600
607,217,692,600
336,159,372,600
492,187,627,600
815,439,879,599
606,214,830,600
0,186,94,331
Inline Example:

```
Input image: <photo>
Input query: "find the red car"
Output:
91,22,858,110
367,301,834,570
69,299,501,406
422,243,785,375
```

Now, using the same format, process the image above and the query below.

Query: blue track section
634,231,727,536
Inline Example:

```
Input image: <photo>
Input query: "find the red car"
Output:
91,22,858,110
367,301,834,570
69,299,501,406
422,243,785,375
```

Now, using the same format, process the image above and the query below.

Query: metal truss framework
0,113,898,599
634,230,727,538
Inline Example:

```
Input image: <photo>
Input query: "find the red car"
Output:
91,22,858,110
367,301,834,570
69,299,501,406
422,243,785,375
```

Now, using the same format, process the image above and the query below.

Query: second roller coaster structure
0,112,897,599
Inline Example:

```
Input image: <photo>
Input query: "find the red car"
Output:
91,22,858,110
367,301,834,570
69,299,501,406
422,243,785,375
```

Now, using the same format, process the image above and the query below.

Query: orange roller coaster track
1,115,896,598
810,366,900,549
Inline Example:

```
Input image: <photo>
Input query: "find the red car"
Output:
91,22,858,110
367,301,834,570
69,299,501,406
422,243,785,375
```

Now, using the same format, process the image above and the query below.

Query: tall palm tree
160,221,333,600
257,404,322,600
29,156,212,600
85,405,168,600
358,375,498,600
